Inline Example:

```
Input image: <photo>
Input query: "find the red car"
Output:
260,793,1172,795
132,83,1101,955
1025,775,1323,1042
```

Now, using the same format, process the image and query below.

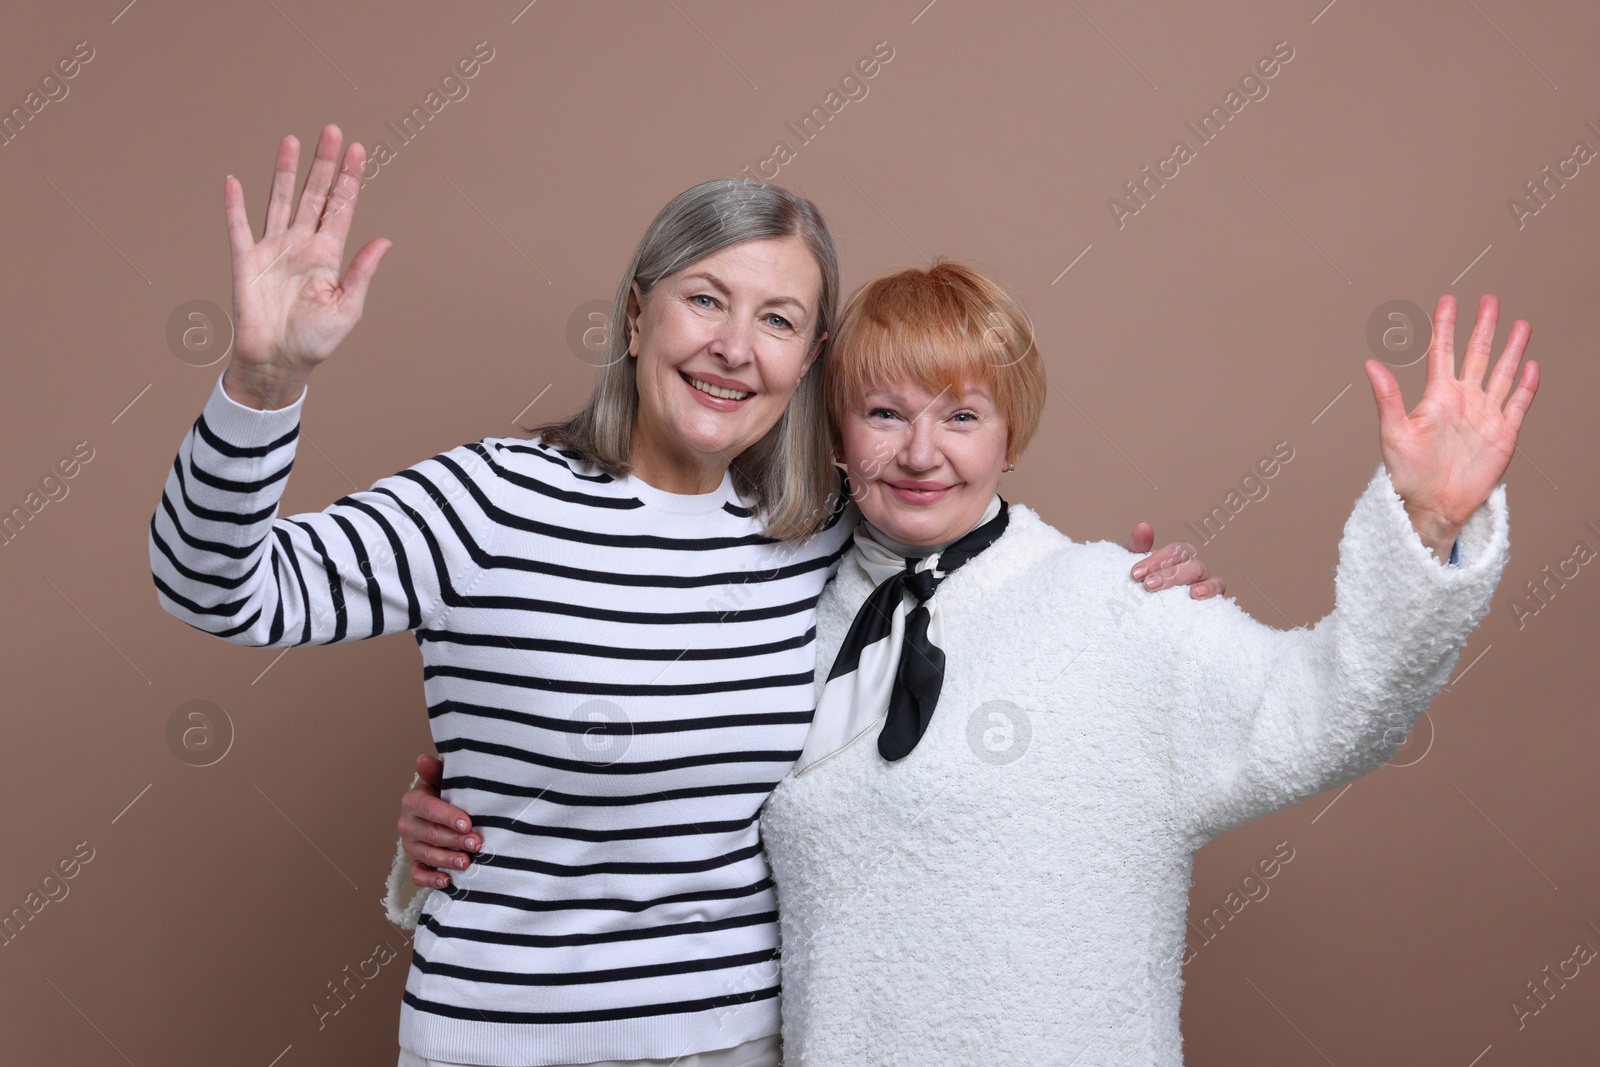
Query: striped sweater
148,372,854,1066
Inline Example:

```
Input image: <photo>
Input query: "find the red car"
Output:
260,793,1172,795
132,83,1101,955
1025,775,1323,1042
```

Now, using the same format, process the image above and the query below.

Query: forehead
858,378,996,406
677,238,820,303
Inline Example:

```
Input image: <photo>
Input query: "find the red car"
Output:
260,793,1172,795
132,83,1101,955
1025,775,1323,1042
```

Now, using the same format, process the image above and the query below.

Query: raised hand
1123,522,1226,599
221,124,392,409
1363,294,1540,559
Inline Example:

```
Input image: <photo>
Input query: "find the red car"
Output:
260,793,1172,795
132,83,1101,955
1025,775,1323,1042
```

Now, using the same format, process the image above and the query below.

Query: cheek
954,428,1009,481
644,305,703,365
838,422,884,476
760,345,808,392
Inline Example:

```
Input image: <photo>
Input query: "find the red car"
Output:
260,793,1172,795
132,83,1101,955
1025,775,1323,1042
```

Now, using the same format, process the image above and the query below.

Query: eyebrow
678,270,811,316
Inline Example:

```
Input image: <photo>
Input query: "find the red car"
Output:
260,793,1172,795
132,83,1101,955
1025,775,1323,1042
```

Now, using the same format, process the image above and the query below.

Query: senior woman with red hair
396,260,1536,1065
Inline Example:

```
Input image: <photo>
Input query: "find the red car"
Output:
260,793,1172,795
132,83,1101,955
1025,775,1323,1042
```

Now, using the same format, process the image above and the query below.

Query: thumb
1364,359,1407,433
1122,520,1154,554
340,237,392,317
416,752,444,787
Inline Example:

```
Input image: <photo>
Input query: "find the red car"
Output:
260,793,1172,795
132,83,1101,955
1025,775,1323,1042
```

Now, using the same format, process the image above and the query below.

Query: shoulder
985,505,1248,631
452,433,651,512
981,504,1118,588
477,433,616,485
936,504,1110,614
758,467,859,562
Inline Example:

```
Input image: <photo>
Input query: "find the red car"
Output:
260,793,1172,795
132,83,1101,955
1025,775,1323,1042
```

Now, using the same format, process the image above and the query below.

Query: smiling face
626,235,826,493
839,378,1011,546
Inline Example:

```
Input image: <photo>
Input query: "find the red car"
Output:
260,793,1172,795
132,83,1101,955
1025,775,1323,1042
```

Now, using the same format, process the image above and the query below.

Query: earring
1005,463,1016,473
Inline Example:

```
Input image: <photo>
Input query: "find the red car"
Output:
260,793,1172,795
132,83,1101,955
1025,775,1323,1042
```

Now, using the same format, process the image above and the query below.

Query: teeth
689,377,752,401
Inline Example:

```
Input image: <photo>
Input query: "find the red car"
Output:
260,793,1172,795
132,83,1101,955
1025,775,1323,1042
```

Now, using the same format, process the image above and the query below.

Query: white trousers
396,1032,781,1067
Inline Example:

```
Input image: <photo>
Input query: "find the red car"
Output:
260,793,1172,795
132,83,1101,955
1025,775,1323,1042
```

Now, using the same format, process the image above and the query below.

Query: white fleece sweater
756,463,1508,1066
389,463,1508,1065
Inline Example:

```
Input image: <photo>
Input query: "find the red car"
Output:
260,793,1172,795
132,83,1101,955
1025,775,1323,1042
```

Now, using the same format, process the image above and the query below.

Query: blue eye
869,408,899,420
766,314,793,329
692,294,717,308
952,411,978,423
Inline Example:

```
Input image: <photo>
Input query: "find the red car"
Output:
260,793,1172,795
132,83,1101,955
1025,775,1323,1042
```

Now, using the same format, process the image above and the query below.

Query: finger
1140,541,1196,583
415,752,445,788
263,133,300,238
1123,520,1154,556
1485,318,1532,407
1364,360,1408,435
405,838,474,871
404,788,475,836
411,859,452,890
337,237,392,317
317,141,366,246
290,123,343,232
399,810,480,852
1502,359,1540,437
1427,293,1458,384
1190,577,1226,599
1459,293,1499,386
223,174,254,261
1147,552,1209,590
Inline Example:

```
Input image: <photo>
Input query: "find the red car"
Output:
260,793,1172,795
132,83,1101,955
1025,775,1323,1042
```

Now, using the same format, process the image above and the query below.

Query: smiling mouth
885,482,953,503
682,373,753,401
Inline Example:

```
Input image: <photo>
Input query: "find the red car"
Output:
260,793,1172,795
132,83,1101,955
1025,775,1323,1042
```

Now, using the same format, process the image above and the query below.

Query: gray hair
532,178,842,542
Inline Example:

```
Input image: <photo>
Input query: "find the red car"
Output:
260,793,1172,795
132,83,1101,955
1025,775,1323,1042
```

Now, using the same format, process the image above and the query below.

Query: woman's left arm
1160,292,1538,845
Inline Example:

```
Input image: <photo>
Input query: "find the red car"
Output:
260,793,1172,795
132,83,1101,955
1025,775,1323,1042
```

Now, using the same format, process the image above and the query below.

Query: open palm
1364,293,1540,530
222,124,390,395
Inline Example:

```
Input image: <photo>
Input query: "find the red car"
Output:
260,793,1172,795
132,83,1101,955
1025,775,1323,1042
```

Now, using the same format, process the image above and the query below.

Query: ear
625,280,645,358
801,329,829,378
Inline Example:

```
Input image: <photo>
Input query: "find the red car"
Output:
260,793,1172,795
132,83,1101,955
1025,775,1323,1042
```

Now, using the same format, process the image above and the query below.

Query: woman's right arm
149,375,500,646
151,124,500,645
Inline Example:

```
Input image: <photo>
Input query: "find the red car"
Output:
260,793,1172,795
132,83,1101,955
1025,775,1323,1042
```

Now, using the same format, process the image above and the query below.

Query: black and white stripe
149,374,854,1065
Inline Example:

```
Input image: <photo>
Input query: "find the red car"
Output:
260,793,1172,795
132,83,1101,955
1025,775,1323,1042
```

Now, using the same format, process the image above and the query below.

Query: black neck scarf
818,499,1011,763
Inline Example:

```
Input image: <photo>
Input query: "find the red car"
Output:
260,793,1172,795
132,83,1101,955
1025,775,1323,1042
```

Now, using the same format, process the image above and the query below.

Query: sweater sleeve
149,371,502,647
1156,461,1508,846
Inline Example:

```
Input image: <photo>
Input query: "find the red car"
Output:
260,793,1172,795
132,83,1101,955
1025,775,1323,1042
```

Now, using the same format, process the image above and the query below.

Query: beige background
1,1,1595,1063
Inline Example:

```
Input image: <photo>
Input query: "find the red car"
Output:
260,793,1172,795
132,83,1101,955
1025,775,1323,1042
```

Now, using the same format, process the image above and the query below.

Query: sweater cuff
382,834,432,930
201,368,306,443
1365,461,1508,595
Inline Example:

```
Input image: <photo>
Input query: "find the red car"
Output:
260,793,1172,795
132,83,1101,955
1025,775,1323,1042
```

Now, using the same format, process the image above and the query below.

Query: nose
709,312,756,368
900,411,941,472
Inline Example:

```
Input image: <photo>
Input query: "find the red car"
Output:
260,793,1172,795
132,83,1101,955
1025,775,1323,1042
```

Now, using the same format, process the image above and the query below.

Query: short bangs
826,259,1047,459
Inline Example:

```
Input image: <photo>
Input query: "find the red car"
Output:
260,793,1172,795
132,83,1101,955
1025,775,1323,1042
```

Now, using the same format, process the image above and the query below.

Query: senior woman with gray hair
149,126,1211,1067
396,258,1537,1064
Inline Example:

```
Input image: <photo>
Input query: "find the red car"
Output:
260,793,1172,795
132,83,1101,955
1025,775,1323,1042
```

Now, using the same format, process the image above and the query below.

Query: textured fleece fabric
757,463,1507,1066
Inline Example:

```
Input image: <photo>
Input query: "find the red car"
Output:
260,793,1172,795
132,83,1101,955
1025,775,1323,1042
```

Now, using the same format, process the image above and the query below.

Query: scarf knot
903,561,939,603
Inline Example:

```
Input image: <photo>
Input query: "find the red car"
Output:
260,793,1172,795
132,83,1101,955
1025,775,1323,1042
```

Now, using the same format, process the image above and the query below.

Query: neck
629,416,731,495
864,495,1003,557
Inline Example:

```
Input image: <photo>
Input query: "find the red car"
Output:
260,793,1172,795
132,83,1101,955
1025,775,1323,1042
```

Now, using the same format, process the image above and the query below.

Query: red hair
826,259,1047,462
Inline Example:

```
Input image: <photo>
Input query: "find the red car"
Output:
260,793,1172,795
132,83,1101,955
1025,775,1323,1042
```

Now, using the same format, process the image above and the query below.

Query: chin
871,501,956,545
671,412,750,458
